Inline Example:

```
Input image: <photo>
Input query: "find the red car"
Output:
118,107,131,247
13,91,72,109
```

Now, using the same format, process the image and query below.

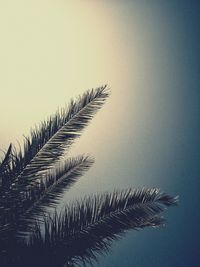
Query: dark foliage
0,86,178,267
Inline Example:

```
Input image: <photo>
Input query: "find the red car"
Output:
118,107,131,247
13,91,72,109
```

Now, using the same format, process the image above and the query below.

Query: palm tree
0,85,178,267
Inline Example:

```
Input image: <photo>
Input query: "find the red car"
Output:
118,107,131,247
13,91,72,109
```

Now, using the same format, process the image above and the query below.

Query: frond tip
17,155,95,234
26,188,178,267
17,85,109,186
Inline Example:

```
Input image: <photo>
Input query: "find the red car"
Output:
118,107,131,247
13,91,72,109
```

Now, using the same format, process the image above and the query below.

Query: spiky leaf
25,188,178,267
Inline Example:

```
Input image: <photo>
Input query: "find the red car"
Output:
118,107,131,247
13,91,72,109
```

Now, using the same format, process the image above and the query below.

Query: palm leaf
0,144,12,171
0,86,108,233
0,86,178,267
17,155,94,235
0,144,13,190
14,85,109,187
24,188,178,267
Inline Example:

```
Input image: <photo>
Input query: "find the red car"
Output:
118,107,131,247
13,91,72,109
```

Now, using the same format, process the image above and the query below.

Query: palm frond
0,144,13,190
0,86,178,267
0,144,12,171
17,155,94,235
13,85,109,187
0,86,108,233
25,188,178,266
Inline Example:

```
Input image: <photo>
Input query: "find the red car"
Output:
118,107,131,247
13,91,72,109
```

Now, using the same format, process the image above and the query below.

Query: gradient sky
0,1,200,266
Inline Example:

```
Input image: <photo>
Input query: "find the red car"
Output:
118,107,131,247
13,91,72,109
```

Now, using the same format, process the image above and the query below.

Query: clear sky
0,1,200,266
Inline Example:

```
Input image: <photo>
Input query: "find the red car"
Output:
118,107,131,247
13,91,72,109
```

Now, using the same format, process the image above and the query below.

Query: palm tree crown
0,86,178,267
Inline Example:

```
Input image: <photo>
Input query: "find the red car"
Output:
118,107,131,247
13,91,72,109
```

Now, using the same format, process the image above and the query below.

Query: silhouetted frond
0,86,108,234
13,85,109,187
0,144,13,190
17,155,94,235
0,86,178,267
25,188,178,267
0,144,12,171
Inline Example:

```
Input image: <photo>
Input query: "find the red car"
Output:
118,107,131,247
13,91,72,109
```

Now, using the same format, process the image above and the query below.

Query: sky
0,1,200,266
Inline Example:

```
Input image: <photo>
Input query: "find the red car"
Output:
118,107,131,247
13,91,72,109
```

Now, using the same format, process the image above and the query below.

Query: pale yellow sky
0,0,130,151
0,0,175,193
